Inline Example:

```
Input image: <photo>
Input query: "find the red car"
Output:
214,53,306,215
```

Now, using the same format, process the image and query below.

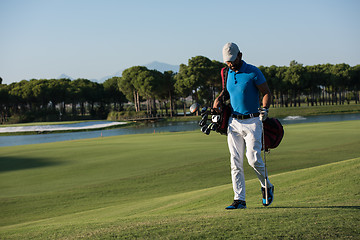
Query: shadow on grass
261,206,360,210
0,156,61,173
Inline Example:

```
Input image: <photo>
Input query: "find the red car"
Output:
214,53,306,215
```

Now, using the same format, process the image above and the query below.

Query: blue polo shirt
226,61,266,115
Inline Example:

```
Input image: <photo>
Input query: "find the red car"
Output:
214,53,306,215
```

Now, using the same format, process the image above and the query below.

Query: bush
107,110,149,121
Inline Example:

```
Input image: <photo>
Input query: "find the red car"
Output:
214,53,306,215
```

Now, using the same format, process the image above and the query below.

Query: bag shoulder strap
220,67,230,102
221,67,229,90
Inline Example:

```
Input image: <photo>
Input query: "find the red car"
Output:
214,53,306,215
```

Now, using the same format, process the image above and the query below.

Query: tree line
0,56,359,124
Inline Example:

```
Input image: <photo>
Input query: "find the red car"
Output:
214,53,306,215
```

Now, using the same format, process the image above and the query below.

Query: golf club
189,103,200,114
262,121,269,205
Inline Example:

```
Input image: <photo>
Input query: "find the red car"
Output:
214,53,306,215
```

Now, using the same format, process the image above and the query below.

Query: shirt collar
229,60,247,73
239,60,247,73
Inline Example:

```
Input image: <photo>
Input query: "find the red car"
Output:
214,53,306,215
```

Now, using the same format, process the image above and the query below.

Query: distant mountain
57,61,180,83
97,75,118,83
95,61,180,83
57,74,74,80
144,61,179,73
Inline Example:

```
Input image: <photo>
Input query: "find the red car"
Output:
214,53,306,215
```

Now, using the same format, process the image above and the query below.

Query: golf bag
211,105,231,135
197,67,231,135
197,107,226,135
214,67,231,135
262,117,284,151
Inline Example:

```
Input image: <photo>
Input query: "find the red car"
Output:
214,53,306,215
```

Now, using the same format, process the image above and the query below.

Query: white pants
227,116,273,201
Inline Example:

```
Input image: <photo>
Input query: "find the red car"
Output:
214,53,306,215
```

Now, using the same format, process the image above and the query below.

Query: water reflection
281,113,359,124
0,121,200,147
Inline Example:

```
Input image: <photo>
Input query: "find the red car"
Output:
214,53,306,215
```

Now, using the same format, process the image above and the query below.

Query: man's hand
213,92,223,110
213,98,221,110
259,107,269,122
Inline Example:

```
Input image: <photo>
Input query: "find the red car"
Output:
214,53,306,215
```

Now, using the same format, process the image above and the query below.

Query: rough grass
0,120,359,239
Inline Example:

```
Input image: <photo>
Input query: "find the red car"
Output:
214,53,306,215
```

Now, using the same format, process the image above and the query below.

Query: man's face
225,53,242,71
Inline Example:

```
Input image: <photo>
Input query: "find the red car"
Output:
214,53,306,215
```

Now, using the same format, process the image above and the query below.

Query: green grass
270,103,360,118
0,120,359,239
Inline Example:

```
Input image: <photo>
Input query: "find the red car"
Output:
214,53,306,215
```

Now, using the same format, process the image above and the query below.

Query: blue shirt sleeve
253,66,266,86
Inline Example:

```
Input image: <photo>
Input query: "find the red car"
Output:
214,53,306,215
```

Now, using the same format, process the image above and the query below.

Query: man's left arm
257,82,272,121
257,82,272,108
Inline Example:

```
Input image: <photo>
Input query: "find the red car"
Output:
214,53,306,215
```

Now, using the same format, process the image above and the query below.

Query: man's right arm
213,90,229,109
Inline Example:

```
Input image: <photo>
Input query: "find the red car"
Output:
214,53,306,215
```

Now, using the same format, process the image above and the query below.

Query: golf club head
209,122,218,131
201,124,209,135
199,118,207,127
205,127,211,135
189,103,200,114
211,115,221,123
200,107,208,115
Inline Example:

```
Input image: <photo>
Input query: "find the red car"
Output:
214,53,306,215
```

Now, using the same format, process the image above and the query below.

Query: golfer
213,42,274,209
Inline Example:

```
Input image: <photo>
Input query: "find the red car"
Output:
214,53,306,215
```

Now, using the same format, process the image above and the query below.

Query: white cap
222,42,240,62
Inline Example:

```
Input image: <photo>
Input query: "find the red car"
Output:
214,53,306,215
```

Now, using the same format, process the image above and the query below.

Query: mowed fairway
0,120,359,239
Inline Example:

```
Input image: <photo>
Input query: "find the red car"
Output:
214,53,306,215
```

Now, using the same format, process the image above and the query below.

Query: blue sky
1,0,359,84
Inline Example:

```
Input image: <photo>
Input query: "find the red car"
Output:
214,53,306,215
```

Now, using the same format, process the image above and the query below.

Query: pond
0,113,359,147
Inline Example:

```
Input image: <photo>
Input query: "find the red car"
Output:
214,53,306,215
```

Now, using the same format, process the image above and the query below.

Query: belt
231,112,260,120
